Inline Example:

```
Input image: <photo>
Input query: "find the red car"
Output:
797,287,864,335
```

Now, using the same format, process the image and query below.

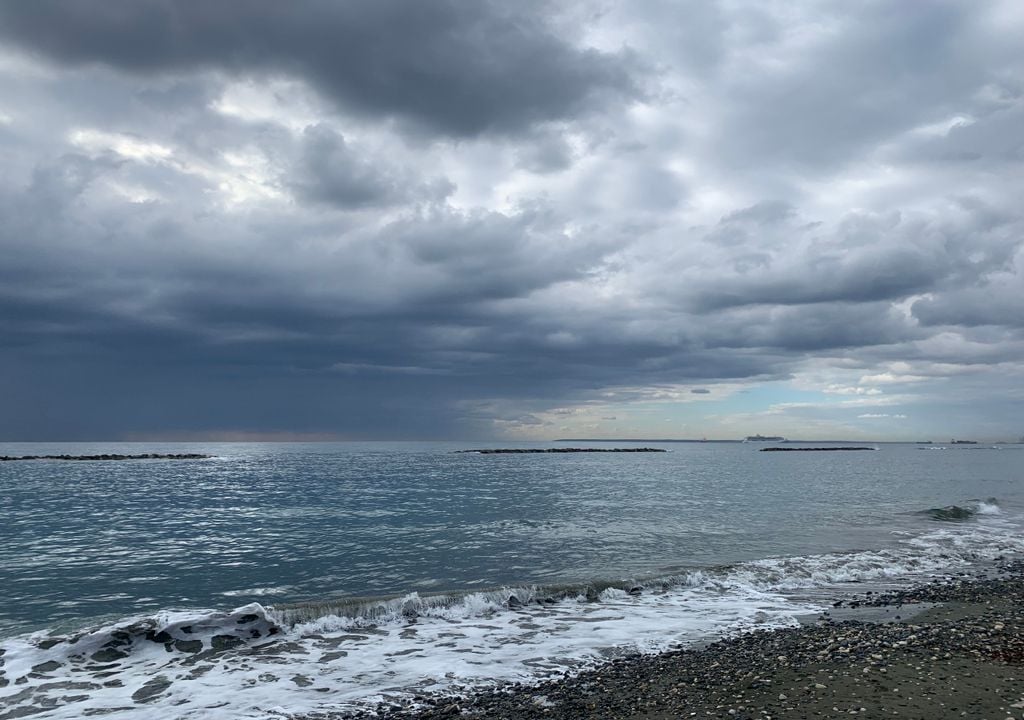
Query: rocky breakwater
760,447,876,452
0,453,213,462
321,562,1024,720
455,448,667,454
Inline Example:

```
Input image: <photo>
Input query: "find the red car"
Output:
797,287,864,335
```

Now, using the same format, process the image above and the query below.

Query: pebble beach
326,563,1024,720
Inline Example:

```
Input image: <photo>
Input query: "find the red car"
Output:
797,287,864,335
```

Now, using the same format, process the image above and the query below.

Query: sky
0,1,1022,442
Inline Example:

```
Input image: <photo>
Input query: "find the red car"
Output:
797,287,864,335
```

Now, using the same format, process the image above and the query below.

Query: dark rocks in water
922,505,975,521
131,676,172,703
0,453,212,462
759,447,876,452
627,586,643,596
507,595,524,609
237,613,260,624
174,639,203,654
146,630,174,645
90,648,130,663
401,600,419,620
456,448,667,454
210,634,244,651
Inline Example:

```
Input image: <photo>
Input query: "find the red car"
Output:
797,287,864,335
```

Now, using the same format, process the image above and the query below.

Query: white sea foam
3,512,1023,720
973,499,1002,515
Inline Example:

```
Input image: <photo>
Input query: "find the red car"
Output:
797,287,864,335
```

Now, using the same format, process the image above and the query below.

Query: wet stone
237,614,260,624
132,676,172,703
0,705,52,719
312,634,370,647
146,630,173,644
34,681,99,692
30,661,61,674
179,650,219,667
90,649,129,663
291,674,314,687
58,694,90,704
320,651,348,663
1,686,36,704
242,641,308,657
174,639,203,654
211,634,243,651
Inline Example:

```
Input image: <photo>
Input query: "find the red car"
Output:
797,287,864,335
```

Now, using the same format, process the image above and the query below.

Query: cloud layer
1,1,1022,440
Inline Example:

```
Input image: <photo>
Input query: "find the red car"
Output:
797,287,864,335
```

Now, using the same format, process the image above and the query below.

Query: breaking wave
917,498,1002,522
2,504,1022,719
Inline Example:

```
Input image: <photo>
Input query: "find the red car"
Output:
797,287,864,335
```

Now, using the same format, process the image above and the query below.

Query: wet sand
317,563,1024,720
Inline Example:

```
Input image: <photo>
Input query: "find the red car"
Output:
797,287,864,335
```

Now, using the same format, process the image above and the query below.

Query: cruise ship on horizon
743,434,786,442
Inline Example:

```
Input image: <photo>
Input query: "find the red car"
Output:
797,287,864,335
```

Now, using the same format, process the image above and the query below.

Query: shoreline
317,563,1024,720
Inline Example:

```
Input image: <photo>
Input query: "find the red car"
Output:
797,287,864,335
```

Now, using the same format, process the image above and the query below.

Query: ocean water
1,440,1022,718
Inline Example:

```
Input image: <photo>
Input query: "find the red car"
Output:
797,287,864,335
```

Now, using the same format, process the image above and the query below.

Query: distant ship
744,434,786,442
951,439,977,445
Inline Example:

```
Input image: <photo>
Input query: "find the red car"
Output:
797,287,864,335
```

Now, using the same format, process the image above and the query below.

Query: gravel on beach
310,563,1024,720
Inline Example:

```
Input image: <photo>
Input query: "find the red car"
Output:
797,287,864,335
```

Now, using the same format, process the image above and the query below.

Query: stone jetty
0,453,213,462
455,448,667,454
760,447,876,452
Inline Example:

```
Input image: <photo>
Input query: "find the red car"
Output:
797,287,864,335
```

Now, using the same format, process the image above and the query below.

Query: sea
1,440,1022,719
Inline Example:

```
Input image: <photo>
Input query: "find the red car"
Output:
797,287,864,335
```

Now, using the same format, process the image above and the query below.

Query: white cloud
69,128,173,162
824,384,883,396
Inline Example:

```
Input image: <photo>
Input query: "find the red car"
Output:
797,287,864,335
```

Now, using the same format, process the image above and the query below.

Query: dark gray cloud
911,273,1024,329
0,1,1022,440
712,2,994,170
287,125,452,208
0,0,640,137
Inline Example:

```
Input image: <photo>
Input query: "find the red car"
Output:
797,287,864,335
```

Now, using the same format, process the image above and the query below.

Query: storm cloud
0,0,639,136
1,1,1022,441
